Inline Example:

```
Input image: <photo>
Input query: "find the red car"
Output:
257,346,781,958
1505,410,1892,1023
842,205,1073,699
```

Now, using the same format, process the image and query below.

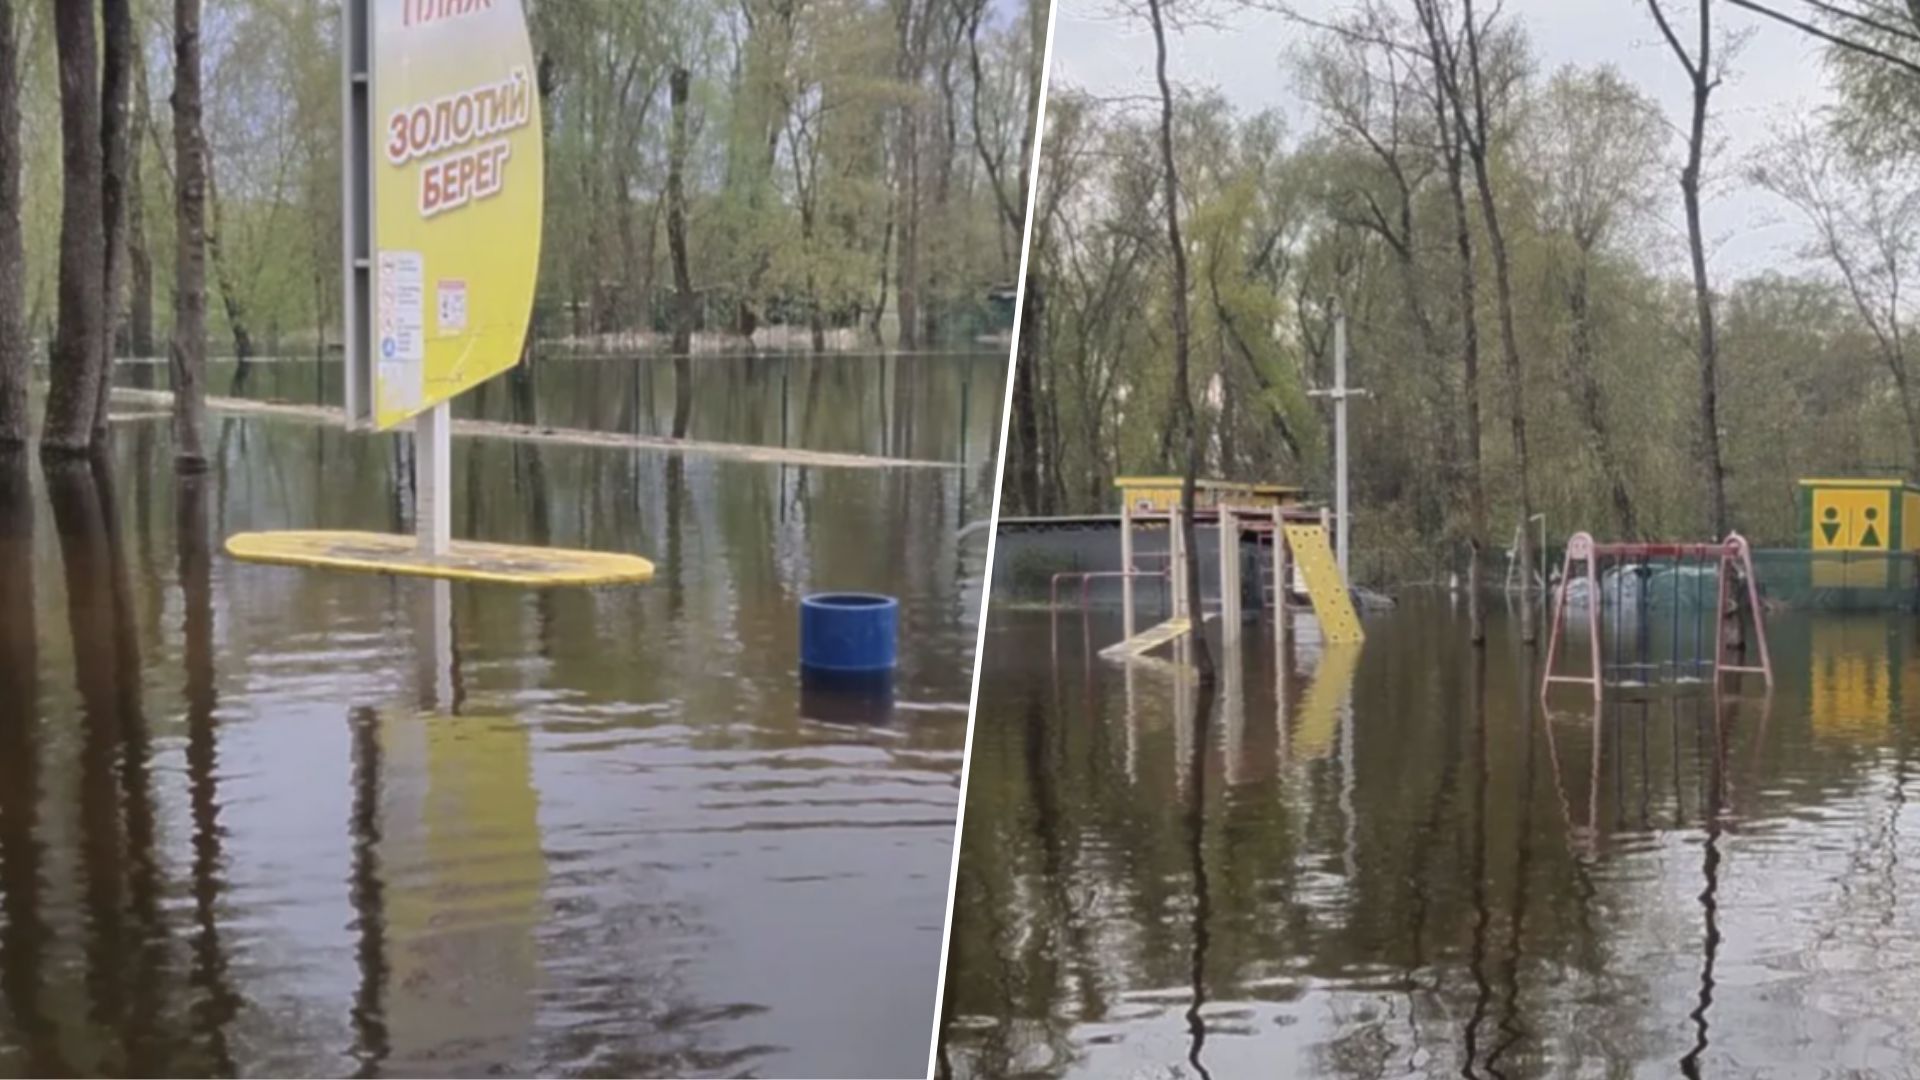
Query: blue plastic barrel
800,592,899,672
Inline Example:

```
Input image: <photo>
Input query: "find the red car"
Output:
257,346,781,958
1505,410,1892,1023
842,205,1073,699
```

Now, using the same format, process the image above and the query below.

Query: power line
1725,0,1920,77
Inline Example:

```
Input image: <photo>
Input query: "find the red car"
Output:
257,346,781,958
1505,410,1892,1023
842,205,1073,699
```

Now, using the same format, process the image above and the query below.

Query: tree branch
1646,0,1703,80
1727,0,1920,75
1797,0,1920,47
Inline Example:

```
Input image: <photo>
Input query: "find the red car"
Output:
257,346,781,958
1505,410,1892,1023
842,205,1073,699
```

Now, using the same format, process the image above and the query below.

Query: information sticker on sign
437,279,469,335
377,251,425,359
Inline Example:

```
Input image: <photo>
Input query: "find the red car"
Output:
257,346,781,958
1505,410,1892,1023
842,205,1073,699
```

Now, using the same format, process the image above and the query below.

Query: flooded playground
940,598,1920,1078
0,351,1000,1078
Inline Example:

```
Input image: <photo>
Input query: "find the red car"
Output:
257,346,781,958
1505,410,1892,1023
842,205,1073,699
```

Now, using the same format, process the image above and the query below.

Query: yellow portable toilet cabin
1800,476,1920,589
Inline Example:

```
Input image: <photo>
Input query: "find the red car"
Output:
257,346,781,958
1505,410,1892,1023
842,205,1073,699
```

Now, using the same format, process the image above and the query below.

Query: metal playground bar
1542,532,1773,702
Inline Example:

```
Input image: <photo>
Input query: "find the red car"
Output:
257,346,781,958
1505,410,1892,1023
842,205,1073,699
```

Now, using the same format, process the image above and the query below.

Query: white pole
1172,507,1188,622
1308,306,1365,584
417,401,452,556
1121,496,1136,640
1271,504,1287,620
1333,310,1351,581
1220,506,1239,643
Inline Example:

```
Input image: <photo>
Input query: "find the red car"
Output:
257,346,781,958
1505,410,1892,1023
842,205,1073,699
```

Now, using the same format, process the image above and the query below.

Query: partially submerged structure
1046,476,1366,658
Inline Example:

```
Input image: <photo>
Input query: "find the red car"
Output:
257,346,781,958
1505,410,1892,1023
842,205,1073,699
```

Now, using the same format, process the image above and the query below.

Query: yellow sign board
1811,487,1891,551
362,0,544,431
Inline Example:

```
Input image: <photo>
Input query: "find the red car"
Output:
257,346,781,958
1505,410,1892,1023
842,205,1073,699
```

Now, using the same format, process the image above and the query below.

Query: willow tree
1527,67,1664,538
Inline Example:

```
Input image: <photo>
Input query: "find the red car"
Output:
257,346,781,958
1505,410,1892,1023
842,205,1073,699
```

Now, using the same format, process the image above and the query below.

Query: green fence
1751,549,1920,611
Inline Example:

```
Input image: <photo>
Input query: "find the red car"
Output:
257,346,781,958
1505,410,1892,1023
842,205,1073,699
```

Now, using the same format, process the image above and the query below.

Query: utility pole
1308,307,1368,580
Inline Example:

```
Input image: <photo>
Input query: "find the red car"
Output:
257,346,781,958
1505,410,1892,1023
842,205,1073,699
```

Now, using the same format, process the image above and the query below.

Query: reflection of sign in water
383,710,546,1067
351,0,544,431
1809,620,1895,740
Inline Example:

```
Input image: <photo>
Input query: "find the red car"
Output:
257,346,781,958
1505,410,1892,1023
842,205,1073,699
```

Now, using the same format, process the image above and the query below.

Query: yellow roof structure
226,530,654,586
1796,477,1915,488
1114,476,1305,513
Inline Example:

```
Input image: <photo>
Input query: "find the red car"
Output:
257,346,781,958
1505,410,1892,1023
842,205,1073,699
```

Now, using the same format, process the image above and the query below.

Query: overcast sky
1045,0,1841,277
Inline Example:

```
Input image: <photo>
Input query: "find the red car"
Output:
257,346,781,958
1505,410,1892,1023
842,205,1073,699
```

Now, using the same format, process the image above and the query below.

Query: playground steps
1099,614,1216,661
1281,524,1365,645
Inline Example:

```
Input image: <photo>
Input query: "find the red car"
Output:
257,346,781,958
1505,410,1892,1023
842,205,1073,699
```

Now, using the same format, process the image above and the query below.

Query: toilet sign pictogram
1811,487,1892,551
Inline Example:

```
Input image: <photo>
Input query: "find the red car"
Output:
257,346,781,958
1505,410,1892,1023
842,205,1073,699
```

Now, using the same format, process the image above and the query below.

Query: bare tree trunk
1458,0,1535,642
127,38,155,362
205,161,256,391
1648,0,1728,536
1147,0,1213,682
924,44,958,348
667,66,694,438
896,128,921,351
171,0,209,470
92,0,134,444
127,169,153,362
1682,97,1727,537
869,213,893,346
0,0,27,445
893,0,929,352
804,210,826,356
44,0,109,454
1418,0,1488,645
1011,271,1042,513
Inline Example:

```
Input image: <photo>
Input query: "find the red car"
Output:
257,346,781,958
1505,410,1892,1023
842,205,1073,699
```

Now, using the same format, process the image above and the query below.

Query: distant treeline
1,0,1041,362
1008,0,1920,589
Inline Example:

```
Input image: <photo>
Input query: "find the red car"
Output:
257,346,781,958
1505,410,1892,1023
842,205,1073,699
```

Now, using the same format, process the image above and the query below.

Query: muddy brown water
1,351,1003,1078
940,599,1920,1078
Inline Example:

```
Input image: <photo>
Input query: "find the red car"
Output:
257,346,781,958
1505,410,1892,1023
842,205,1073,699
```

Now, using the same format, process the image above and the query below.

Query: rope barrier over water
108,387,965,471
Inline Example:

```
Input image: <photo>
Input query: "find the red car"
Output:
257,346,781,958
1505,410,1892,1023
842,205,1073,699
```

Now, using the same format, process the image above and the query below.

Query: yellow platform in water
1282,524,1365,644
225,530,655,586
1099,617,1194,660
1098,613,1219,662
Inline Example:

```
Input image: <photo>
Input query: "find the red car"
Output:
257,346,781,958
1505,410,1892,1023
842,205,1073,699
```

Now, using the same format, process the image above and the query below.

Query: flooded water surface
0,352,1002,1078
941,600,1920,1078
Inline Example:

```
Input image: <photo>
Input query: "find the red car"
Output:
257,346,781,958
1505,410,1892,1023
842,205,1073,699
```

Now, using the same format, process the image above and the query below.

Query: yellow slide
1282,524,1365,645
